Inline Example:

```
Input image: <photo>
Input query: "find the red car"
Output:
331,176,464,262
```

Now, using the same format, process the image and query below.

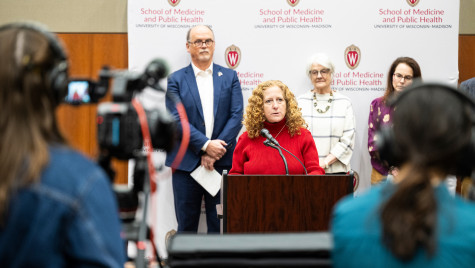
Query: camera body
97,102,175,160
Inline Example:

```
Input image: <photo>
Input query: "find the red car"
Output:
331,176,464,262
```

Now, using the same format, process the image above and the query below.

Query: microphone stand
278,147,308,175
264,139,289,175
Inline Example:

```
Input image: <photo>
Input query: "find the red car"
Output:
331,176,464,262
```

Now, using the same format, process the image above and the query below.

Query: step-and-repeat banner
127,0,459,258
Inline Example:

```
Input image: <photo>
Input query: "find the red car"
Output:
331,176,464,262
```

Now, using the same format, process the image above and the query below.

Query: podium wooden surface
222,172,353,233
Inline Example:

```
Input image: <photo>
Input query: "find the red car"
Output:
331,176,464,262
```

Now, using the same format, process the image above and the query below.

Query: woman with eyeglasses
297,53,356,175
368,57,422,184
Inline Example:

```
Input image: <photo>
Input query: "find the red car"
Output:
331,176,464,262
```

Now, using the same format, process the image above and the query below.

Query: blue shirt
332,183,475,268
0,146,126,267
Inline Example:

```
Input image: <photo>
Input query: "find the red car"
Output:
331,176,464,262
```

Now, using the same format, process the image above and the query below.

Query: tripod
100,154,163,268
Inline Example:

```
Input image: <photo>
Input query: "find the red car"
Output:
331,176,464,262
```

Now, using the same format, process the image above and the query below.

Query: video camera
65,59,176,160
66,58,177,216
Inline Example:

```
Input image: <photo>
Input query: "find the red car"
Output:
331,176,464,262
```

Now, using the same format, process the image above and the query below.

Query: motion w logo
227,51,239,67
347,52,358,67
168,0,180,7
344,44,361,70
406,0,420,7
225,45,241,69
287,0,299,7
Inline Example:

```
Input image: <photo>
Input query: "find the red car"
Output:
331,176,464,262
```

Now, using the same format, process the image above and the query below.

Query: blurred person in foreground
332,82,475,267
368,57,421,184
0,22,125,267
297,53,355,174
230,80,325,175
459,77,475,198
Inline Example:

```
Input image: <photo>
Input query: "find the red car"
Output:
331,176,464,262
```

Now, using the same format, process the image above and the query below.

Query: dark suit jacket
165,63,243,172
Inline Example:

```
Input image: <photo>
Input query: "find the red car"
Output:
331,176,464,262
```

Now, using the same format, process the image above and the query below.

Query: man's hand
201,154,216,171
205,139,227,160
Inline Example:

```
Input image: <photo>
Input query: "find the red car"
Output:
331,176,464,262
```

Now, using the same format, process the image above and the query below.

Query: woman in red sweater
230,80,325,175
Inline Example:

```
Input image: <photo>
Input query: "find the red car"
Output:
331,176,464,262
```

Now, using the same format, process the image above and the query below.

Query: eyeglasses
393,73,413,82
309,69,330,77
188,39,214,47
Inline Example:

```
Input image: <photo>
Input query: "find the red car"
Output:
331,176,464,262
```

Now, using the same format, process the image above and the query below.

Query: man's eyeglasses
309,69,330,77
393,73,413,82
188,39,214,47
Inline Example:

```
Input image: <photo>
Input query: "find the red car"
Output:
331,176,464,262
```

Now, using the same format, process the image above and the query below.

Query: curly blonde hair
243,80,307,139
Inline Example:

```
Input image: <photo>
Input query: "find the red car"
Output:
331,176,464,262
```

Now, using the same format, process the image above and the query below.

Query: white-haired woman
297,53,356,174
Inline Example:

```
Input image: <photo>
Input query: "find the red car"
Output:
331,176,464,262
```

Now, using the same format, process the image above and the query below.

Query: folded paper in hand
190,165,222,197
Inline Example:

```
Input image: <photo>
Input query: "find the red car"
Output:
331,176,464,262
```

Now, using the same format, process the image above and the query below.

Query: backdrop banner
127,0,459,258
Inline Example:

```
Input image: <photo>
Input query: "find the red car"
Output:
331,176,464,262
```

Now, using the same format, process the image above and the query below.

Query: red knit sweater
229,119,325,175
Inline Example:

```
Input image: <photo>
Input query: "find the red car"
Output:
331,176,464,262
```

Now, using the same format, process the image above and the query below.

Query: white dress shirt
191,63,214,151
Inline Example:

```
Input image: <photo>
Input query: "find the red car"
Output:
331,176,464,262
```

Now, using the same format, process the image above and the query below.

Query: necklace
313,90,333,113
275,124,286,138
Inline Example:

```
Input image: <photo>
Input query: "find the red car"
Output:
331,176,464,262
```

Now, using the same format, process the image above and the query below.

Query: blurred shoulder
454,195,475,220
334,184,387,217
41,146,110,195
48,146,99,168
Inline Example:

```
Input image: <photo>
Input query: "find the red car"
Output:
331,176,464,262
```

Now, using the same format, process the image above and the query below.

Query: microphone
264,140,289,175
261,128,308,175
260,128,280,146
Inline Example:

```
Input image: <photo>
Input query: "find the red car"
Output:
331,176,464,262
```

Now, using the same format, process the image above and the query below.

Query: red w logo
227,51,239,67
289,0,297,3
168,0,180,7
347,51,359,67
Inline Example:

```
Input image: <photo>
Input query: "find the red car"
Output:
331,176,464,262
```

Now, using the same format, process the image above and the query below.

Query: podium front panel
223,174,353,233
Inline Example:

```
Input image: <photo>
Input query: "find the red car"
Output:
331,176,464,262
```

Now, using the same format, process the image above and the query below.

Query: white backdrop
127,0,459,258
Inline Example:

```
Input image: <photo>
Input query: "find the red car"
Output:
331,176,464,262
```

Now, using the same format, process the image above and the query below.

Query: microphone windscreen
260,128,270,138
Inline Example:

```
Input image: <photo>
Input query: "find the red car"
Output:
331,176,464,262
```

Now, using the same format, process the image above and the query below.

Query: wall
460,0,475,82
460,0,475,34
0,0,127,33
459,35,475,82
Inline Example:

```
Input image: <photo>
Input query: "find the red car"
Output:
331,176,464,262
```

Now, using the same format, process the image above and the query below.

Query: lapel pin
218,72,223,77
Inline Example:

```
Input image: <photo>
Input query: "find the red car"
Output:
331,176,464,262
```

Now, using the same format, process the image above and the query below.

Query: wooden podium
221,171,354,233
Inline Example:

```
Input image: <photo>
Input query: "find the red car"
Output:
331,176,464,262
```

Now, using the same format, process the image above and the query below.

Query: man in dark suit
165,25,243,233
